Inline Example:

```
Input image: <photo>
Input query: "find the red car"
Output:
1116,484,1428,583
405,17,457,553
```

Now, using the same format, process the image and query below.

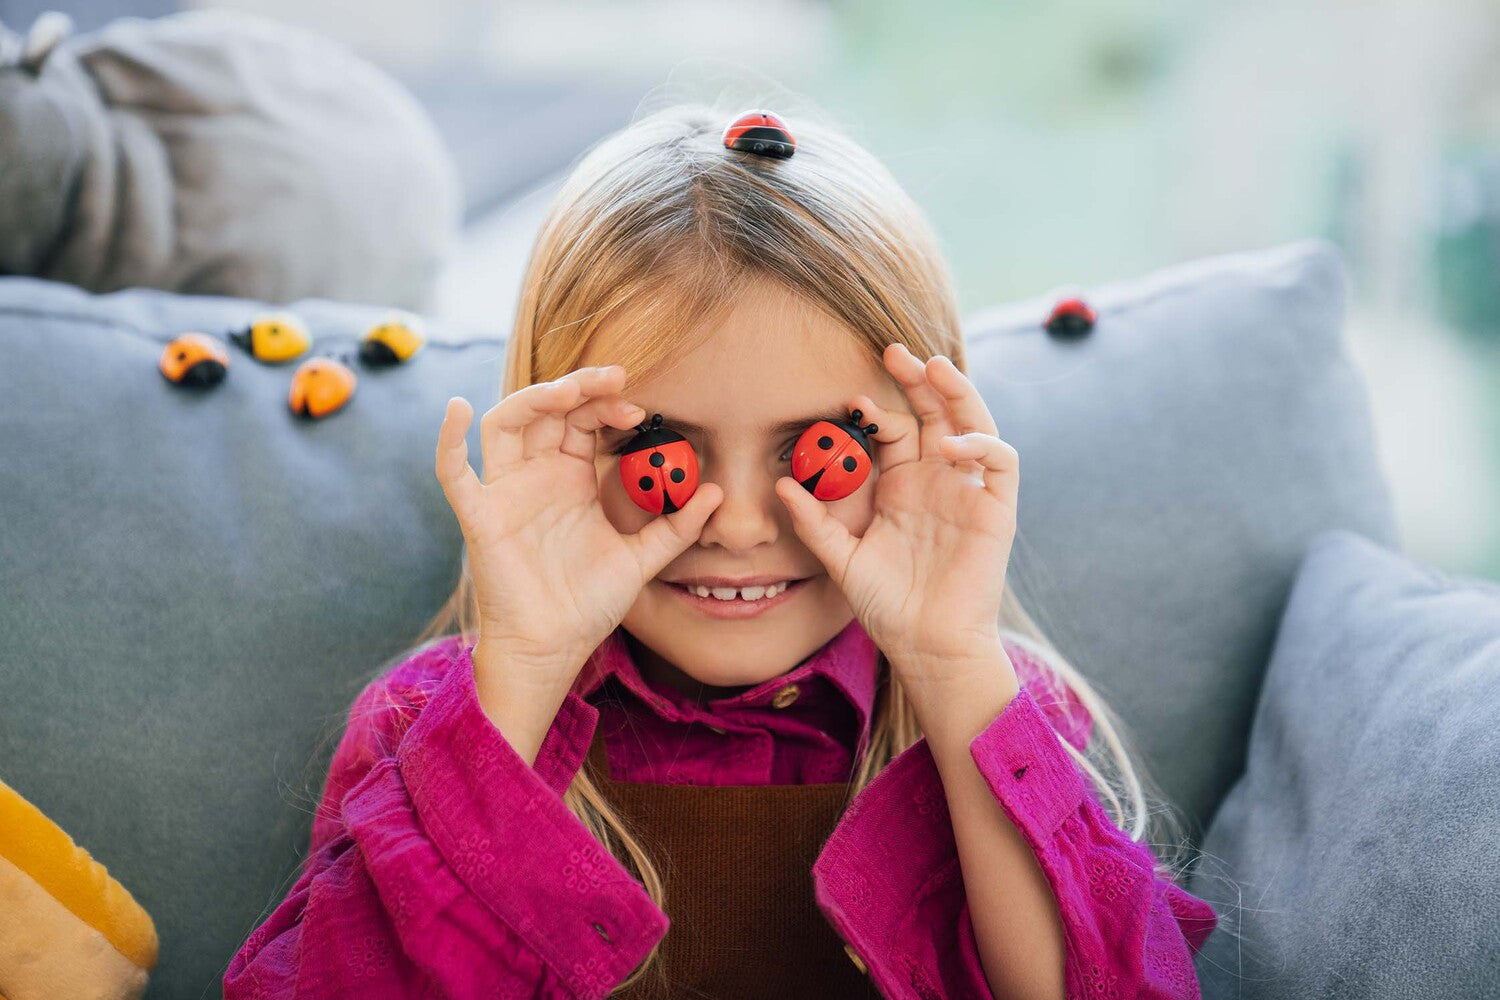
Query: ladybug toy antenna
849,409,878,437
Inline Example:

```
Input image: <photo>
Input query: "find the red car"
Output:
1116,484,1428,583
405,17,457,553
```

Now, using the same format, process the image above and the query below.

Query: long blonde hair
411,98,1191,993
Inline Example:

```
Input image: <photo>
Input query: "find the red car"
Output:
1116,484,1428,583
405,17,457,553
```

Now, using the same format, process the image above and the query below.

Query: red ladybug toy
790,409,878,501
619,413,700,515
618,408,878,515
721,109,796,159
1044,296,1097,338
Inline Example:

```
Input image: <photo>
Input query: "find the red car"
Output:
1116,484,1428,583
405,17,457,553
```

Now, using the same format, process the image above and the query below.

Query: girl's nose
696,473,784,551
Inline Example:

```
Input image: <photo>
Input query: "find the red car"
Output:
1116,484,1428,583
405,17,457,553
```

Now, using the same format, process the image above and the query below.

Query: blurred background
9,0,1499,581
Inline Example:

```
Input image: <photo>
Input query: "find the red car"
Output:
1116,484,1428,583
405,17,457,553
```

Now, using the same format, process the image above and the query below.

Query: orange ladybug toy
790,409,878,501
288,352,358,419
159,332,230,387
619,413,700,515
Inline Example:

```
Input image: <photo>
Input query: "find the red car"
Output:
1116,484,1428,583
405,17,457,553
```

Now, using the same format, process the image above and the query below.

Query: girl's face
584,279,912,702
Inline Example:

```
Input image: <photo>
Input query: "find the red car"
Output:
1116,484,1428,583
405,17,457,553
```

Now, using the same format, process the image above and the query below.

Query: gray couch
7,235,1494,999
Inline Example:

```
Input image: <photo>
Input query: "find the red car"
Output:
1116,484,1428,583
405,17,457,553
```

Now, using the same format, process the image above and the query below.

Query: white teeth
689,581,790,601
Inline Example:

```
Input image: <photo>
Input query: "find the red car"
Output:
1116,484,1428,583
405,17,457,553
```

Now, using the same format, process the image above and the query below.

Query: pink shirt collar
570,618,880,751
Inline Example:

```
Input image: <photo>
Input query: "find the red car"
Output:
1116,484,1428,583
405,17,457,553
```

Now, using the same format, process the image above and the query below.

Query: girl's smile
660,574,817,619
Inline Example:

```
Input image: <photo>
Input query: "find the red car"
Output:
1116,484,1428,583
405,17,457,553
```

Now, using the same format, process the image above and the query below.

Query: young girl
224,102,1218,999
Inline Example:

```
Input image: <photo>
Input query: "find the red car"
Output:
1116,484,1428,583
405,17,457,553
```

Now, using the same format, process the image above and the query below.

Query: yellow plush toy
0,778,157,1000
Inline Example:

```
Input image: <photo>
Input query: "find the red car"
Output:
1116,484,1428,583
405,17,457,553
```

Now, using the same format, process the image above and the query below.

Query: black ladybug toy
789,409,878,501
619,413,701,515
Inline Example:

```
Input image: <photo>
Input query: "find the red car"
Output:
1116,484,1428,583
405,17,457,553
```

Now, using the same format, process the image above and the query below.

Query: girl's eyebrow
601,406,853,440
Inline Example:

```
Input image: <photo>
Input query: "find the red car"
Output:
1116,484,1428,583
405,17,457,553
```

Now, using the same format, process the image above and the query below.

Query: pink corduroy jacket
223,618,1218,999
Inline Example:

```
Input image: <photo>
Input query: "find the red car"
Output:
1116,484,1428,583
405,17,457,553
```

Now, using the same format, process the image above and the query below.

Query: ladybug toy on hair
721,109,797,159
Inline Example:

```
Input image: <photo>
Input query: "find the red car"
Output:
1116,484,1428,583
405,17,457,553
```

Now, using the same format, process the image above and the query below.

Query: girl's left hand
776,343,1017,692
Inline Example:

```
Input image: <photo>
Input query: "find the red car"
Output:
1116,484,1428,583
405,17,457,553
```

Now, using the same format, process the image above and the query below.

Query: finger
937,433,1019,503
882,343,955,460
435,397,483,525
774,475,857,588
628,482,726,581
925,354,998,437
481,379,579,479
522,366,630,460
846,392,920,474
480,367,623,479
560,393,646,462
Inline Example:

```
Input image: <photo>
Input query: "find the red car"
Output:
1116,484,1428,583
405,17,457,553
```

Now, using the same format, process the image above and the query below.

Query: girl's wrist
470,639,576,767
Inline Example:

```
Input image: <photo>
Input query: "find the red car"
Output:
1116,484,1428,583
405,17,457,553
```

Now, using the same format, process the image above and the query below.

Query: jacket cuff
969,685,1091,845
391,646,668,997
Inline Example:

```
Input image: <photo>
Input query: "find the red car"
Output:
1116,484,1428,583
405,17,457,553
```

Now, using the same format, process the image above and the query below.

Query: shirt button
843,942,867,974
770,683,800,708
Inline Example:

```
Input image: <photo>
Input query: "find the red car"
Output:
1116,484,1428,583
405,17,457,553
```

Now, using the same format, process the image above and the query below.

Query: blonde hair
411,97,1193,993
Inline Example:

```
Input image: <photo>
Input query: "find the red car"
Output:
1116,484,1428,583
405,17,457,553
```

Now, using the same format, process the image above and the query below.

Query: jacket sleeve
223,641,670,1000
813,642,1217,1000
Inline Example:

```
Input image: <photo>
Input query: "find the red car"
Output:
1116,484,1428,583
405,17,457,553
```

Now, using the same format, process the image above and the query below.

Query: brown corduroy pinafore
582,724,881,999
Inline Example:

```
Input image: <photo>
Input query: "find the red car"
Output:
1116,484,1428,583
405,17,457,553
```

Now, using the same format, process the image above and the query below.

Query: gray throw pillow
0,9,460,308
1187,528,1500,999
970,237,1399,839
0,277,502,998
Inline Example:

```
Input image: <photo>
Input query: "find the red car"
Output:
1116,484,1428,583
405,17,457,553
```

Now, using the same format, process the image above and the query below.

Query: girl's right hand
434,365,722,703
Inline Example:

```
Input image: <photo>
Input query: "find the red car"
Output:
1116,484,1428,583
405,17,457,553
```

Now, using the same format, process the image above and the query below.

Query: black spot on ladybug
818,435,833,449
649,452,664,467
670,468,685,483
177,351,187,361
842,456,857,472
638,476,653,491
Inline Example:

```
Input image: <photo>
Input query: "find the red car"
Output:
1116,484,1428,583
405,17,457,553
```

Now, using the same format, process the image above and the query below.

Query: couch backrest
0,238,1397,997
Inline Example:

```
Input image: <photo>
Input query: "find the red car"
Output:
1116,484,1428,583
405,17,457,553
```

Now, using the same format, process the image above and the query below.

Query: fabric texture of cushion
1187,528,1500,998
0,237,1395,996
0,8,460,308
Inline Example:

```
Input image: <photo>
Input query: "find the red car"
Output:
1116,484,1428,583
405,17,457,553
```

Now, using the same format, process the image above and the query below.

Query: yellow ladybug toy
159,332,231,387
229,311,312,363
289,352,357,419
359,313,425,366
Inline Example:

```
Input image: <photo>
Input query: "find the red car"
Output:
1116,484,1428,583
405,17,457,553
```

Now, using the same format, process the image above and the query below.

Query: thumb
629,482,725,581
775,477,855,585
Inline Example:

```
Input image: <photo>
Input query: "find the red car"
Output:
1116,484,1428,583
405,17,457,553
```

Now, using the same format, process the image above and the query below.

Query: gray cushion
968,237,1399,838
0,237,1394,997
0,9,460,308
0,277,502,998
1187,528,1500,998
